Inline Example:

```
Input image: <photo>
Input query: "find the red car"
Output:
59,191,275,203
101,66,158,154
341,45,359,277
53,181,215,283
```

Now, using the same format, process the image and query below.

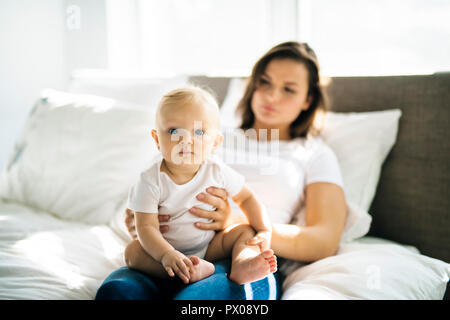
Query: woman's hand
124,208,169,240
125,186,234,238
189,187,233,231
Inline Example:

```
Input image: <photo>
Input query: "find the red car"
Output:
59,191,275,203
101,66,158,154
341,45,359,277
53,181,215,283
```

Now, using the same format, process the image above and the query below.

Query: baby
125,86,277,285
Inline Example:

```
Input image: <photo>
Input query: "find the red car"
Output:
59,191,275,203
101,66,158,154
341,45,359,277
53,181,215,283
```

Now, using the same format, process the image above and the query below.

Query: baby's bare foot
229,249,277,285
188,256,215,283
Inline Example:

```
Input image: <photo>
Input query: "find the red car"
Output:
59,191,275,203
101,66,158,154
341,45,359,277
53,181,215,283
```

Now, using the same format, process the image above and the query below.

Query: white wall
65,0,108,73
0,0,107,169
0,0,67,169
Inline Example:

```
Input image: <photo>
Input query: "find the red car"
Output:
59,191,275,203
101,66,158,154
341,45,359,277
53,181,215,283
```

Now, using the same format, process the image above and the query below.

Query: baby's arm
135,211,173,260
231,186,272,251
134,211,192,282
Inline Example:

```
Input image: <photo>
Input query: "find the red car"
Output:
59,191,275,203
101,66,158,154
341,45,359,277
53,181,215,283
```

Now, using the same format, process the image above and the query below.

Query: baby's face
152,102,222,167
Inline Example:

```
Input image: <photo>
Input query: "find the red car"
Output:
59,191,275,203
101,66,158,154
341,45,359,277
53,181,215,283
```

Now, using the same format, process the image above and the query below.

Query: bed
0,72,448,300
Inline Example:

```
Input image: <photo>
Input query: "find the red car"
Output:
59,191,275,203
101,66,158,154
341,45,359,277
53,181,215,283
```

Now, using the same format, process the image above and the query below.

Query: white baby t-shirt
127,154,245,258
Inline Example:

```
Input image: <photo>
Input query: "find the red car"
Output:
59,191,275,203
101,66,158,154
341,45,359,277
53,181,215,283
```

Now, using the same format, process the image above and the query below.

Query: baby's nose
180,132,194,144
180,139,193,145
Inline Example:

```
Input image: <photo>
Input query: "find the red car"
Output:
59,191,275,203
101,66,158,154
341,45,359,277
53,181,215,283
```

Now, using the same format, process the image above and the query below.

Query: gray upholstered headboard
189,74,450,265
328,73,450,265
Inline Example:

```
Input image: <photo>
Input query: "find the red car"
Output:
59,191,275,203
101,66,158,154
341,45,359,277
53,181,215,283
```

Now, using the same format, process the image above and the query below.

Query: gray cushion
327,73,450,264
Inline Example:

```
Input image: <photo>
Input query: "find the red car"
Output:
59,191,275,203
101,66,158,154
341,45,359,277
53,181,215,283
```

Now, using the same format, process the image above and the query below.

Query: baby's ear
151,129,160,150
211,132,224,153
214,132,224,148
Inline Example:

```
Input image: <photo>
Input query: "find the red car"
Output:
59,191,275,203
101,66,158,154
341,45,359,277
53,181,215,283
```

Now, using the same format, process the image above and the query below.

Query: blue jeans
95,259,283,300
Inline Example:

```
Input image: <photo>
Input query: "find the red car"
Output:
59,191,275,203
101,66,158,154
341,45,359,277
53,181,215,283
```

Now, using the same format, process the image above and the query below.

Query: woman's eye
194,129,204,136
168,128,178,135
260,78,270,85
285,87,296,94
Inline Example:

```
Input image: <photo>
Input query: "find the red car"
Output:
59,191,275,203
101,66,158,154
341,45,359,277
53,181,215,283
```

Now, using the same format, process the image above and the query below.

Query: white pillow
68,71,188,108
220,78,247,129
220,78,401,212
0,89,158,225
282,236,450,300
320,110,401,211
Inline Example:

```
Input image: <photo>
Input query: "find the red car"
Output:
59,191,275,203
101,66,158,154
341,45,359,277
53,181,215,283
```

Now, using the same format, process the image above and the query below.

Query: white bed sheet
0,200,126,299
281,237,449,300
0,200,448,300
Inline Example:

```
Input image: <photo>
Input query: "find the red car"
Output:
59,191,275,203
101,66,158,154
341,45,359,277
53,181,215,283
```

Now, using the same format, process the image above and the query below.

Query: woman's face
251,58,311,134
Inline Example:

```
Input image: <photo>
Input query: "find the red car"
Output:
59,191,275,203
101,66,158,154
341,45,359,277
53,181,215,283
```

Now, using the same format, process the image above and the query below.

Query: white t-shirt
216,130,345,275
127,154,245,257
216,130,343,226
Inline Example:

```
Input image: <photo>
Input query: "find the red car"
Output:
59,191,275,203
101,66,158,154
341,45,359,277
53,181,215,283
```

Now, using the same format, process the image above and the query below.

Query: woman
95,41,347,300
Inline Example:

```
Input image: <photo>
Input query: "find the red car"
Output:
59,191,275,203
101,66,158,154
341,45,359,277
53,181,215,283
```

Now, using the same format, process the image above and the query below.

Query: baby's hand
247,231,272,252
160,249,193,284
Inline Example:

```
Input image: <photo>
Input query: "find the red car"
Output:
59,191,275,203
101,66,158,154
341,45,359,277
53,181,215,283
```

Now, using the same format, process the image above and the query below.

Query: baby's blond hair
156,85,220,129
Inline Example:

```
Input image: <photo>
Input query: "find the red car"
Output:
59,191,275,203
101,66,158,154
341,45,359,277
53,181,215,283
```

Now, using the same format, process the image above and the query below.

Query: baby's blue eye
168,128,179,135
194,129,204,136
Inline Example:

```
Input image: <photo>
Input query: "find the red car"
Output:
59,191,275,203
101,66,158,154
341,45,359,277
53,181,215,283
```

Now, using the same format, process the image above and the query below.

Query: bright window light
105,0,450,77
298,0,450,76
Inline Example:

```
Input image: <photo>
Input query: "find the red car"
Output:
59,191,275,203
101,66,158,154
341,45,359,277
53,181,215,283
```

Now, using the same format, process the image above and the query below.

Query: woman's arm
271,182,347,262
192,183,346,262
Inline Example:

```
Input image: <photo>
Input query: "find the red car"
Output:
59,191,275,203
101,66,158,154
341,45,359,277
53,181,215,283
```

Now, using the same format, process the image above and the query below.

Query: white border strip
268,274,277,300
244,283,253,300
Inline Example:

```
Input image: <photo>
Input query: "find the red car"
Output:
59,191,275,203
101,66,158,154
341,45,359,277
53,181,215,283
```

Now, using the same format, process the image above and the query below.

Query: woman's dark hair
236,41,328,138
